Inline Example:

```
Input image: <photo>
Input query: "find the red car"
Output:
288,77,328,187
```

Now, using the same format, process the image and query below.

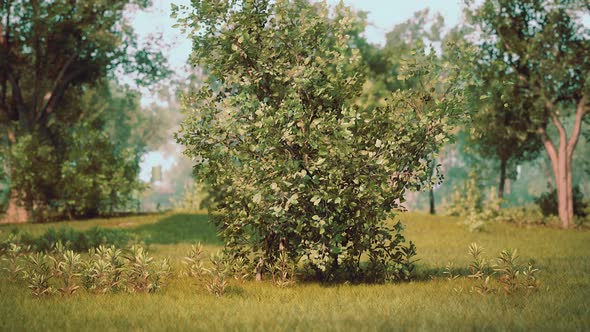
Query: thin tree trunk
498,158,507,199
429,157,436,215
556,147,569,228
0,190,28,224
538,105,569,228
429,188,435,215
565,95,587,221
566,159,574,221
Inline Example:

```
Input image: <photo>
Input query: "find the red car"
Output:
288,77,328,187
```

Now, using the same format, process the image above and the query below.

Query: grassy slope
0,212,589,331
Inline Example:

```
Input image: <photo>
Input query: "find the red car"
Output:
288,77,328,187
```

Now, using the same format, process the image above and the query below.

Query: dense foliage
175,0,470,280
463,0,590,227
535,186,588,218
0,0,168,221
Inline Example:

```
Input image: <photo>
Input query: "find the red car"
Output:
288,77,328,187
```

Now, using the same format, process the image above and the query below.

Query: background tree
465,0,590,227
357,9,446,214
0,0,168,221
464,55,542,199
175,0,470,280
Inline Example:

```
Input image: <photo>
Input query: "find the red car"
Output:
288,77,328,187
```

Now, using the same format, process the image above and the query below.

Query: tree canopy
0,0,169,221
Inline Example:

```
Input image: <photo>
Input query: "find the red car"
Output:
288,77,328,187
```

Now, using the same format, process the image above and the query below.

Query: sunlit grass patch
0,212,589,331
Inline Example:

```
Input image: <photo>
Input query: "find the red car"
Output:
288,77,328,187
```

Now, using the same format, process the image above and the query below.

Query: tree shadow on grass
131,213,222,245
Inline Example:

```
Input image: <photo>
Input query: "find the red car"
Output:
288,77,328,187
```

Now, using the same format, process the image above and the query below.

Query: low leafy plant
494,205,546,225
205,252,229,297
267,251,296,288
446,172,484,217
50,249,82,295
494,249,520,294
522,261,540,293
81,245,125,293
474,276,495,295
23,252,54,297
443,262,460,281
183,242,207,279
1,239,28,280
123,245,171,293
229,256,251,283
440,243,541,296
467,243,488,279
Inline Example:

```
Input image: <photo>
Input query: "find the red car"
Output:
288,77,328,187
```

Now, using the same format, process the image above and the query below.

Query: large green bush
175,0,469,280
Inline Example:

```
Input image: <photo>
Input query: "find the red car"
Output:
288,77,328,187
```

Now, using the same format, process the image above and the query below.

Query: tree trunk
0,190,28,224
429,157,436,215
566,157,574,221
538,96,587,228
556,147,569,228
429,187,435,215
498,158,507,199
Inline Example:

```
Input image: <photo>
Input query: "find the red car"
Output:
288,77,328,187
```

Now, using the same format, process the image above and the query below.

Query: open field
1,212,589,331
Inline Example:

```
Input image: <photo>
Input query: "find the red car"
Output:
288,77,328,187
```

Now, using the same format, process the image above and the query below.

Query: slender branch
38,51,79,119
546,100,567,145
537,126,559,181
36,66,85,123
567,94,587,160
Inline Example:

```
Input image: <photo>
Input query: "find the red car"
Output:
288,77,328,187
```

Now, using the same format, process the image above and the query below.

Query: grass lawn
0,212,589,331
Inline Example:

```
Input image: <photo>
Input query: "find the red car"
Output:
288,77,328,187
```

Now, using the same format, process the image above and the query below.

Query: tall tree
0,0,168,222
466,0,590,227
465,55,542,199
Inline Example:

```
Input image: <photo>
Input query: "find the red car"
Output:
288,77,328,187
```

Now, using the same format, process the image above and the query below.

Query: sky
131,0,466,181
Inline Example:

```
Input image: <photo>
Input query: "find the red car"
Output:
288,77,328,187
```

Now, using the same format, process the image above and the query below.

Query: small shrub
494,205,546,225
446,174,503,232
229,256,252,283
267,251,296,288
1,236,28,280
81,245,125,293
442,262,460,281
474,276,495,295
183,242,207,279
534,185,587,217
467,243,488,279
440,244,541,296
522,261,540,293
50,249,82,295
446,171,484,217
205,252,229,297
123,245,171,293
23,252,55,297
494,249,520,294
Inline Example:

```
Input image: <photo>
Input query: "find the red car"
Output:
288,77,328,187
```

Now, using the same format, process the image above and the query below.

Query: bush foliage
534,186,588,218
175,0,470,280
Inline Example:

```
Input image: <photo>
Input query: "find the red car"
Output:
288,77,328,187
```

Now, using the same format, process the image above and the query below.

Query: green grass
1,212,589,331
